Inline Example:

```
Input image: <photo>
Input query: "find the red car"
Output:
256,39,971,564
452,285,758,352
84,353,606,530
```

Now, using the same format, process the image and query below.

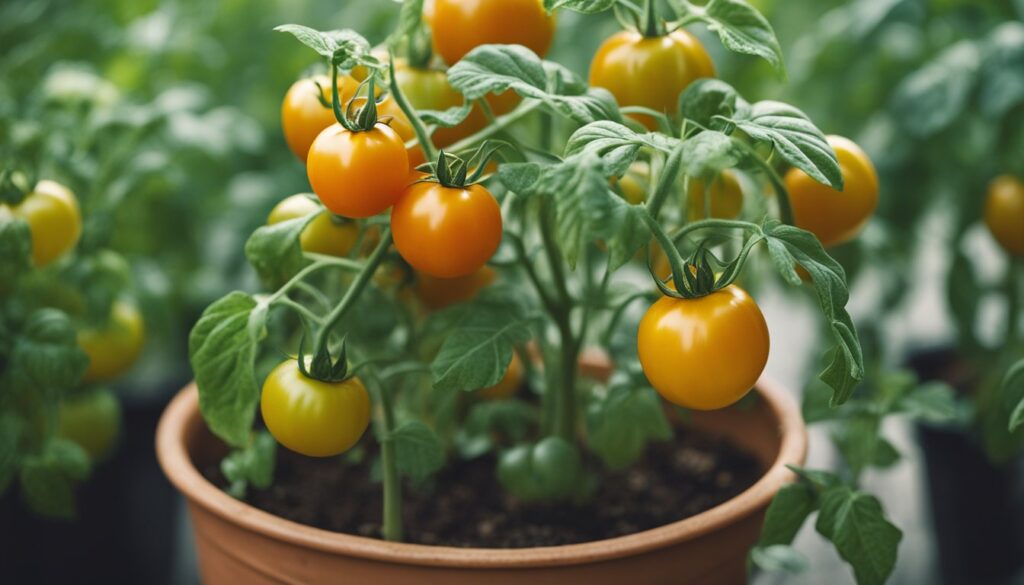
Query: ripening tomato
260,359,371,458
637,285,769,410
784,135,879,248
281,74,366,162
590,30,715,130
391,62,519,151
58,388,122,461
10,180,82,266
687,171,743,222
391,181,503,278
267,194,361,257
78,300,145,384
307,123,410,218
613,161,650,205
984,175,1024,256
414,265,496,310
479,352,523,400
428,0,557,66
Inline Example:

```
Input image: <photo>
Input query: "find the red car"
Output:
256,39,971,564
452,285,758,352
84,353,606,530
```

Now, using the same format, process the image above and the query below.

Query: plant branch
388,54,438,164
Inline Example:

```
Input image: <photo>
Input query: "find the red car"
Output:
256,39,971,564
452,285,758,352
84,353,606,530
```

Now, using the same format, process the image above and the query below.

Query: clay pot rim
157,377,806,569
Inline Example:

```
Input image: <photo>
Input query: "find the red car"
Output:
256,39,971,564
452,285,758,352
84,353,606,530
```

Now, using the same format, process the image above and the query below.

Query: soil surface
204,429,761,548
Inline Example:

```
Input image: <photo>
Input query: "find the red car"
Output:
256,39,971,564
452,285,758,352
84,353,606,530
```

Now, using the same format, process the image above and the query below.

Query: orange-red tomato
590,30,714,130
428,0,557,66
391,181,502,278
784,135,879,248
306,123,410,218
281,74,366,162
637,285,769,410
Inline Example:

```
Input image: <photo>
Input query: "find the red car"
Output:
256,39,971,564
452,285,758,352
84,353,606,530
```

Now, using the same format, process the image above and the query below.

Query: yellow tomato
78,300,145,384
11,180,82,266
984,175,1024,256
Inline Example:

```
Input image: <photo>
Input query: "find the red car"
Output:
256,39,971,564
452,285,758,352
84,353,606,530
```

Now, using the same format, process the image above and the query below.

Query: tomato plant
189,2,884,576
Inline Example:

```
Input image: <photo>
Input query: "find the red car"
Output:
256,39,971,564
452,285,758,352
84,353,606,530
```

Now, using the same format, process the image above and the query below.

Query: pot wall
157,379,805,585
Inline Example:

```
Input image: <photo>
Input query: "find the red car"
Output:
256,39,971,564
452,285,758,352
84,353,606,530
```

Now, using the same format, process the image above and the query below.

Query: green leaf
815,486,902,585
763,221,863,405
447,45,621,124
759,482,818,546
417,103,473,129
245,214,316,286
586,385,672,469
20,458,76,519
671,0,785,74
455,400,537,459
564,121,675,176
604,198,652,271
680,130,743,177
274,25,373,70
391,0,426,46
678,78,743,129
734,101,841,188
0,415,22,494
534,155,620,267
497,162,544,194
831,415,896,476
221,431,277,499
980,23,1024,117
390,420,444,483
6,309,89,400
430,291,533,391
891,40,981,137
188,292,266,448
544,0,617,12
1001,360,1024,432
898,382,959,424
0,215,32,291
750,545,809,573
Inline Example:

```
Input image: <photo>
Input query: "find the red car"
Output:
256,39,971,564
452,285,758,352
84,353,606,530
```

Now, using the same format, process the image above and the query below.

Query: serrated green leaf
430,292,533,391
448,45,621,124
604,198,652,271
586,386,672,469
6,309,89,400
891,40,981,137
390,420,444,482
544,0,617,13
188,292,265,448
564,121,676,177
671,0,784,74
815,486,902,585
274,25,373,70
678,78,744,129
734,101,841,188
763,221,863,404
680,130,743,177
245,214,316,286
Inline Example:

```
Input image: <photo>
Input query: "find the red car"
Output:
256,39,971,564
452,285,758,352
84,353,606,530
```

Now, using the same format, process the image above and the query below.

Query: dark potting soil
204,429,761,548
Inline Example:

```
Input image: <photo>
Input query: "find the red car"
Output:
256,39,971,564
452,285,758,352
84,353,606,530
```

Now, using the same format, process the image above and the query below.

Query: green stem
301,252,366,272
641,0,661,37
736,141,794,226
312,230,393,354
445,100,543,153
540,199,572,306
330,60,346,126
388,56,438,164
278,296,324,325
511,232,559,315
376,376,403,542
670,218,757,243
646,145,685,219
641,211,688,290
267,259,338,304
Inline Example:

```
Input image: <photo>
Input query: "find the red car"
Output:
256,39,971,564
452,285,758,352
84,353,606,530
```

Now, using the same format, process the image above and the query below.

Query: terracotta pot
157,377,806,585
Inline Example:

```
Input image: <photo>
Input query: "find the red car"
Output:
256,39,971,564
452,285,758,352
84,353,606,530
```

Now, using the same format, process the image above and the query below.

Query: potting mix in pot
4,0,1024,584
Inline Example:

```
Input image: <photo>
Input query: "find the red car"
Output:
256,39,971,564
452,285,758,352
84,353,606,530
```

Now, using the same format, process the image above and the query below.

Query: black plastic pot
0,382,185,585
910,348,1024,585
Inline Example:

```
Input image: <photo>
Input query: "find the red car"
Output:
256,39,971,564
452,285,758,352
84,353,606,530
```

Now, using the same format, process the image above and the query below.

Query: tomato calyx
329,52,388,133
297,334,351,383
0,168,32,206
637,0,666,38
426,142,507,189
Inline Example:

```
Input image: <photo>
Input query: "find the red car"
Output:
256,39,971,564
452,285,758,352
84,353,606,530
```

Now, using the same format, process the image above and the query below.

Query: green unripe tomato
58,388,122,461
497,436,583,502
